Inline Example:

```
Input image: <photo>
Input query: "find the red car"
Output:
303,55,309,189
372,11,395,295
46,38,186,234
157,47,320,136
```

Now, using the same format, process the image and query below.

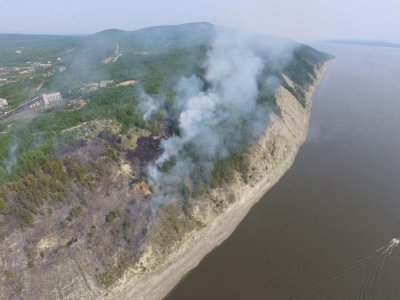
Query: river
167,43,400,299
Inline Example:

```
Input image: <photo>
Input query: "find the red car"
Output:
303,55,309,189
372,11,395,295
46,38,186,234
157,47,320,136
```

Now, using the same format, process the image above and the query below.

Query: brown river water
167,43,400,299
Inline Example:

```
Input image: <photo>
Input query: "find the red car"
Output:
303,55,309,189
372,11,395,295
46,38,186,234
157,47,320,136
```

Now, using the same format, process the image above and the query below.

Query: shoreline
105,64,327,300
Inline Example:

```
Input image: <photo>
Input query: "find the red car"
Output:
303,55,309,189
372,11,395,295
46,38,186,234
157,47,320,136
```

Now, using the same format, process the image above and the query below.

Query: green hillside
0,23,330,225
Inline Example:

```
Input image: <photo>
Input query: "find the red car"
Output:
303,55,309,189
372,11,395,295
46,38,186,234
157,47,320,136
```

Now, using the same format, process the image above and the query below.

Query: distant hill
0,22,215,66
0,22,331,102
93,22,214,52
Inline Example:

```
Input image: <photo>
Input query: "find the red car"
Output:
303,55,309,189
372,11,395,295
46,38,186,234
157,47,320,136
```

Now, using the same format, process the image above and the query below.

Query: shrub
159,156,176,173
122,220,132,231
6,270,14,279
210,152,249,187
106,209,120,223
66,206,83,222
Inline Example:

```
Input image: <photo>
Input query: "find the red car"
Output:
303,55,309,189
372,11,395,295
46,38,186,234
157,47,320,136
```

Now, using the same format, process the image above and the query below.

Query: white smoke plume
137,90,161,120
146,28,297,206
5,144,18,172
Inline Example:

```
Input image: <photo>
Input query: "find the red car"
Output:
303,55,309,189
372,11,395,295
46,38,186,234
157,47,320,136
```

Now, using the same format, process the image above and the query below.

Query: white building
0,98,8,108
38,63,52,68
42,92,63,106
100,80,114,88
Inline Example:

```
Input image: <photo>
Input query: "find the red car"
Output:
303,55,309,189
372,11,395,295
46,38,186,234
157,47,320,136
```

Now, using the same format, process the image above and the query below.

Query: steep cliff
105,64,327,300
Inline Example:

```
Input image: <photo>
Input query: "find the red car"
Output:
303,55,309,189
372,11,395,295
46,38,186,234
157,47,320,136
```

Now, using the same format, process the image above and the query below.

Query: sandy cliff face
105,64,327,300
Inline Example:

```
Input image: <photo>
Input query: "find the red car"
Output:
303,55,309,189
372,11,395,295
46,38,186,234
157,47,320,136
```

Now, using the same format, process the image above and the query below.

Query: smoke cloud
137,90,161,120
5,143,18,172
145,28,297,206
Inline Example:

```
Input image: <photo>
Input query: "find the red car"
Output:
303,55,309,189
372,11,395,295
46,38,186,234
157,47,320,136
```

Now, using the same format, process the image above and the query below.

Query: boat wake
290,238,399,299
357,238,399,300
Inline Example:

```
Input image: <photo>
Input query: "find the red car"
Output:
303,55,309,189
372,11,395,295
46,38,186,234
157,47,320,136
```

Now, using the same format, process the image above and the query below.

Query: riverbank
105,64,327,300
167,44,400,299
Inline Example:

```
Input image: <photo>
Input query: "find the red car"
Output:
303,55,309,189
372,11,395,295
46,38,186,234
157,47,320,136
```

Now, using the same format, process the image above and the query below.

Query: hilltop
0,23,330,299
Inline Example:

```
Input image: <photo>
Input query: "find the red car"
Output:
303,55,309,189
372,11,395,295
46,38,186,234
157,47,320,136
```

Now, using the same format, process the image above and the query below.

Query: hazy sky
1,0,399,42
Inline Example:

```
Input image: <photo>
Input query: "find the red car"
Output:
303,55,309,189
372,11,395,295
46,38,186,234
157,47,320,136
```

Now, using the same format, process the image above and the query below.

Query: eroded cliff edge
106,64,327,300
